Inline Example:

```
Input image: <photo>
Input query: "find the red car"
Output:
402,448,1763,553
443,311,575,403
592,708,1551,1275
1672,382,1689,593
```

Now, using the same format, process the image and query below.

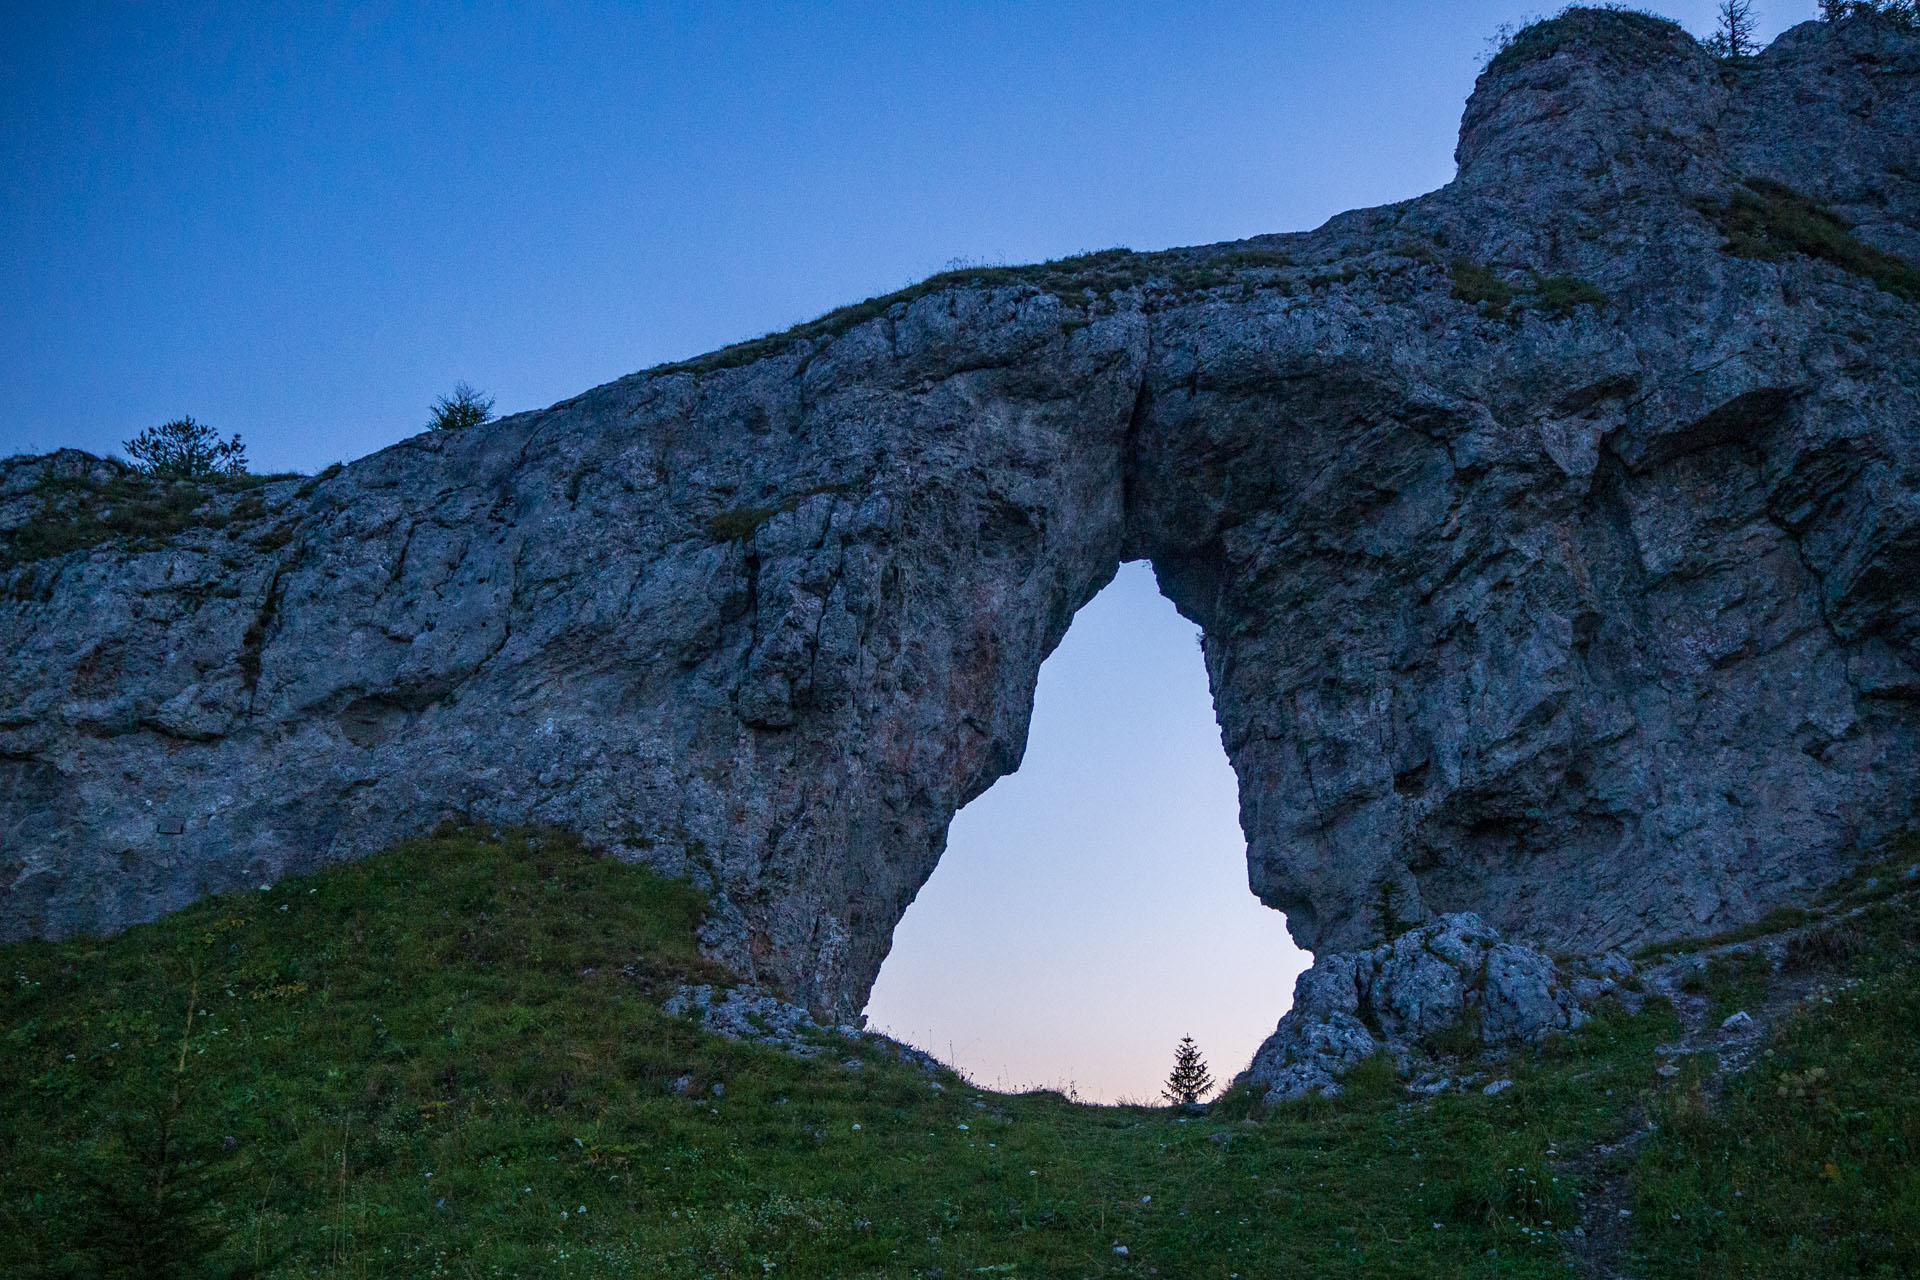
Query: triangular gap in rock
864,560,1312,1104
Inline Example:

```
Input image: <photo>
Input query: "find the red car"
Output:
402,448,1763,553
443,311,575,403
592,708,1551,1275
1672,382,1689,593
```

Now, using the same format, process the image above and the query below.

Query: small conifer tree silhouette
1372,879,1411,941
428,381,495,431
1709,0,1758,56
58,975,266,1277
1162,1035,1214,1106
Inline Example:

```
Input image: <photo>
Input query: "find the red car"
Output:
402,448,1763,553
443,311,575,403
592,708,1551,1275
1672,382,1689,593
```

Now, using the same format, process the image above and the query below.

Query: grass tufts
1528,271,1610,316
703,482,860,545
1485,7,1692,78
1703,177,1920,300
1633,904,1819,962
5,825,1916,1275
650,248,1303,379
0,826,1699,1277
293,463,343,500
1449,257,1515,312
0,459,295,572
1628,888,1920,1278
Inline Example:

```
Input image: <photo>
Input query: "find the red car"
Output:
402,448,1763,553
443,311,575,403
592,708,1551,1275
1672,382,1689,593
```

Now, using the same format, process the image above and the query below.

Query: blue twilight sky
4,1,1820,1099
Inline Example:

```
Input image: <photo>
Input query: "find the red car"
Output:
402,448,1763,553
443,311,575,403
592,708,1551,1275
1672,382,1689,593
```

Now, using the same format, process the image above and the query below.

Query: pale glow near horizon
864,562,1312,1104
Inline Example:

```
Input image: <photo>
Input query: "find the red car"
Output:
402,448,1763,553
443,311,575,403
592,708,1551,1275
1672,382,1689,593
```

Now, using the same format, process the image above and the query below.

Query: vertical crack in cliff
389,517,421,586
1119,367,1154,535
238,568,288,714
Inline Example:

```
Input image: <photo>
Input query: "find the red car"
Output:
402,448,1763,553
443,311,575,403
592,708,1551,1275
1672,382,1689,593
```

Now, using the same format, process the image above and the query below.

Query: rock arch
4,11,1919,1020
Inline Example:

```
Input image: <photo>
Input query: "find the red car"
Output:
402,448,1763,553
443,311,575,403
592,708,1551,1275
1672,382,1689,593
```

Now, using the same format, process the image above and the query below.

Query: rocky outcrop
3,12,1919,1020
663,983,845,1058
662,981,945,1073
1239,913,1633,1101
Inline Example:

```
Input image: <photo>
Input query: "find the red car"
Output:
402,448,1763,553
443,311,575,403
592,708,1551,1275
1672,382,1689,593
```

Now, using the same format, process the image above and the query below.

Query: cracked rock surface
3,11,1918,1020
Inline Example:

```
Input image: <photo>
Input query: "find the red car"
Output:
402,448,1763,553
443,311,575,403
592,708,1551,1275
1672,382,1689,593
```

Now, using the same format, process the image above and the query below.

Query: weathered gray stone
1240,1007,1379,1102
1361,915,1508,1041
3,12,1918,1022
664,983,831,1057
1482,944,1572,1044
1240,912,1599,1101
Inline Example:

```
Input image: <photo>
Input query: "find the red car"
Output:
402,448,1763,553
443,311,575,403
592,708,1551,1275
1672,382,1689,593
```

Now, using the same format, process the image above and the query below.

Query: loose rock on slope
1239,913,1635,1101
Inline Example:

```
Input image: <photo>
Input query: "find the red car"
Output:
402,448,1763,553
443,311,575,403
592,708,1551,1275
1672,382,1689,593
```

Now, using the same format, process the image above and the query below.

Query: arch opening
864,561,1311,1103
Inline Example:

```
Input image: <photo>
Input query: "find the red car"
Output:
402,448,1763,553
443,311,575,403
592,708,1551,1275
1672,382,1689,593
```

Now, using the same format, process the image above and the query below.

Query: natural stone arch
4,12,1919,1025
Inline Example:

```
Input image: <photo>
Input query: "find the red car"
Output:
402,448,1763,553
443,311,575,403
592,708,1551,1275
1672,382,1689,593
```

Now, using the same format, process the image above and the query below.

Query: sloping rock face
4,11,1918,1018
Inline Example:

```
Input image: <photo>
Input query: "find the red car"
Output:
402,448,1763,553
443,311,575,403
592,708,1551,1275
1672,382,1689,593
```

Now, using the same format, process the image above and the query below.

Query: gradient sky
862,562,1307,1102
4,1,1821,1100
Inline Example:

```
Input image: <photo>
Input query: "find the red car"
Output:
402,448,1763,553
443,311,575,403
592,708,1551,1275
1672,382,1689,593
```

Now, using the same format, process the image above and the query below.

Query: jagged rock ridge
3,11,1917,1020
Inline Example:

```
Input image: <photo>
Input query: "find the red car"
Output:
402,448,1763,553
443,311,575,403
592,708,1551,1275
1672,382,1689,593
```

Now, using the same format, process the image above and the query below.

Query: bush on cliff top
1485,7,1691,77
1821,0,1920,27
427,382,495,432
123,415,248,479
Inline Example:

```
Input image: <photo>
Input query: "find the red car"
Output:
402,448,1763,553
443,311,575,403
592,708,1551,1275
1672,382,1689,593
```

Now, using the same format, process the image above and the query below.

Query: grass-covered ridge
1485,7,1693,78
2,828,1917,1277
1627,840,1920,1278
646,247,1301,378
0,453,299,573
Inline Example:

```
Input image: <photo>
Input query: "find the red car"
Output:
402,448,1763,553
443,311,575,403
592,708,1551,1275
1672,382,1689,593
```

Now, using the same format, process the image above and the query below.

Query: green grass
1484,8,1689,78
705,483,861,544
1448,259,1610,321
0,462,297,573
4,829,1681,1279
649,247,1300,378
1704,177,1920,301
1633,834,1920,963
4,828,1915,1277
294,463,344,500
1451,257,1516,312
1813,834,1920,910
1527,273,1609,317
1633,906,1821,962
1629,893,1920,1278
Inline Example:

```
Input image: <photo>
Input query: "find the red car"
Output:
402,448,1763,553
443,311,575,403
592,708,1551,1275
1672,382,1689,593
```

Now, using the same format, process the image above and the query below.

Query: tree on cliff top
1821,0,1919,24
123,416,248,479
1709,0,1758,56
428,381,494,431
1162,1036,1215,1106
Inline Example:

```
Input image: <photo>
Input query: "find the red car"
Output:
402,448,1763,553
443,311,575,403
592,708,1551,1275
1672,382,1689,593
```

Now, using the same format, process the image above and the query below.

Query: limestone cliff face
4,11,1918,1018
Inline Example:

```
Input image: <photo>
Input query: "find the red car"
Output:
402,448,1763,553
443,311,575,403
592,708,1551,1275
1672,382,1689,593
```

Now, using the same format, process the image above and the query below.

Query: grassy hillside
1,829,1915,1278
1627,847,1920,1279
